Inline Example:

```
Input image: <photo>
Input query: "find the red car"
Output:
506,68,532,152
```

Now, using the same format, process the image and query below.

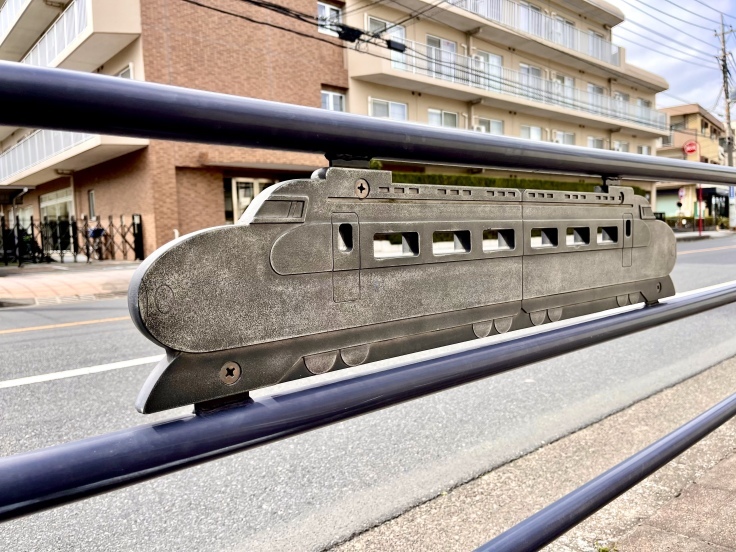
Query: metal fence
0,213,144,265
2,63,736,549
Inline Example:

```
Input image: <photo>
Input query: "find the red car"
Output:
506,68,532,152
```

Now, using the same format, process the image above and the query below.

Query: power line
180,0,666,130
180,0,365,52
615,27,716,65
651,0,725,26
689,0,736,22
660,90,702,105
383,0,450,34
342,0,386,17
621,17,718,53
621,0,715,32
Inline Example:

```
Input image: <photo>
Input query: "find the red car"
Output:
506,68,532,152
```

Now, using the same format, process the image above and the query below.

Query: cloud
607,0,734,115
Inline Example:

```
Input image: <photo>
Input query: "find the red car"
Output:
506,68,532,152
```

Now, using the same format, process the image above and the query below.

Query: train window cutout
531,228,559,248
129,167,677,413
432,231,471,255
373,232,420,258
483,229,515,251
566,227,590,246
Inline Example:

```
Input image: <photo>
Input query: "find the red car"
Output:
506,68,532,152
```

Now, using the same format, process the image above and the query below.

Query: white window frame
318,2,341,36
475,118,504,135
321,89,345,112
370,98,408,121
554,130,575,145
613,140,629,152
587,136,605,149
117,64,133,79
428,108,458,128
521,125,543,141
637,145,652,155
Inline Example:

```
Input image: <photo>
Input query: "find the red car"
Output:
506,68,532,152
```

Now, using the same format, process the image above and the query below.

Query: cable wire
621,17,718,53
180,0,667,130
652,0,726,26
621,0,715,32
685,0,736,23
615,29,717,66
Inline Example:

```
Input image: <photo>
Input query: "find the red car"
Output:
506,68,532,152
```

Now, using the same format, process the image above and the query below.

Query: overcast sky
606,0,735,117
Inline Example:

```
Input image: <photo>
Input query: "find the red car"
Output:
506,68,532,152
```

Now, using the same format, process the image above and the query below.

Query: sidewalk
674,229,735,241
0,229,731,307
332,357,736,552
0,261,139,306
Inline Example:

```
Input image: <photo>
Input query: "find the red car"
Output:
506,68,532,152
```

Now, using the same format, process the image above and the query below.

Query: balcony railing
21,0,87,67
0,129,94,182
0,0,29,46
449,0,621,66
387,41,667,131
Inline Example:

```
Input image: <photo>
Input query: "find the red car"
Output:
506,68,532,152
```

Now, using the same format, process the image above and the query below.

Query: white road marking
0,355,164,389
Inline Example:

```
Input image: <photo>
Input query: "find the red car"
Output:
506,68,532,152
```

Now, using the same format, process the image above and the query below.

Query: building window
588,30,604,59
117,65,132,79
554,17,575,49
587,137,605,149
321,90,345,111
554,131,575,145
637,145,652,155
40,188,73,221
370,98,407,121
88,190,96,219
521,125,543,141
223,178,273,223
519,2,542,36
613,141,629,152
317,2,341,36
428,109,458,128
476,118,503,135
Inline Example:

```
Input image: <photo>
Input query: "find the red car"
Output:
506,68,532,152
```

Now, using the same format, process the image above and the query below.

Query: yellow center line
0,316,130,335
679,244,736,256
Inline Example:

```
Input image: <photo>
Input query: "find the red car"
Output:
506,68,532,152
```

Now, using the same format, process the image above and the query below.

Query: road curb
0,290,128,308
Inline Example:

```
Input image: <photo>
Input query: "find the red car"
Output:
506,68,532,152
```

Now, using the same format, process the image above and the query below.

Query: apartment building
341,0,668,168
0,0,347,256
656,104,726,218
0,0,668,256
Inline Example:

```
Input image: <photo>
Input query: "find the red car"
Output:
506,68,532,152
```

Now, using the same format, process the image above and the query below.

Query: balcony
449,0,621,66
0,0,63,61
352,41,668,135
20,0,140,70
0,129,148,186
0,0,140,141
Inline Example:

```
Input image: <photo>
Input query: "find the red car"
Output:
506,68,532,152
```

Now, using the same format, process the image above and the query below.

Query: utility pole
717,15,734,167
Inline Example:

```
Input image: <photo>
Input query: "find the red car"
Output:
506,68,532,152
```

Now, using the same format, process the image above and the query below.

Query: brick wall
175,167,226,235
137,0,348,251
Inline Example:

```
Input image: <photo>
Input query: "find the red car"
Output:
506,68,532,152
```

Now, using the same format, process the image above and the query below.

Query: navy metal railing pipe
477,388,736,552
1,281,736,522
1,62,736,185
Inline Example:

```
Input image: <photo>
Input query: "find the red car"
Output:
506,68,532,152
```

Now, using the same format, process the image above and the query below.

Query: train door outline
622,213,633,267
332,213,361,302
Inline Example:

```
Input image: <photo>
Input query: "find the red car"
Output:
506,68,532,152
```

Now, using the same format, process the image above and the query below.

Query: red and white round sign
683,140,698,155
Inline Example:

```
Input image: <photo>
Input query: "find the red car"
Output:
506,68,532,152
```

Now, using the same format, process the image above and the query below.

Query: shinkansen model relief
129,167,676,413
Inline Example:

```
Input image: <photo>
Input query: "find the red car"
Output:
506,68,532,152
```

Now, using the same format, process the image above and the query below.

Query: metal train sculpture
129,167,676,413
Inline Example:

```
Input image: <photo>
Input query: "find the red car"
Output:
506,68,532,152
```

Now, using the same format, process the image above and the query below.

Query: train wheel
547,308,562,322
305,351,338,375
472,321,494,338
494,317,513,334
530,311,546,326
340,345,370,367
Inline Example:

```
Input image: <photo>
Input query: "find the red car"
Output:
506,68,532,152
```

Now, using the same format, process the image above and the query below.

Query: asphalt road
2,237,736,551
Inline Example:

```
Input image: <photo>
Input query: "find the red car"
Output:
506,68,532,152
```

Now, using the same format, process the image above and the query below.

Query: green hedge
665,216,729,229
390,172,647,196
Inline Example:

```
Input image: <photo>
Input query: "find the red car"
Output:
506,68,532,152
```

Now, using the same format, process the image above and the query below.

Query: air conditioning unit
474,125,487,132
